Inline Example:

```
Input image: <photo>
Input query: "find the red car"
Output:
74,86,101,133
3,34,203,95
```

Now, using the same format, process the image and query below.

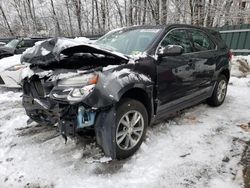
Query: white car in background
0,42,6,46
0,37,95,88
0,55,25,88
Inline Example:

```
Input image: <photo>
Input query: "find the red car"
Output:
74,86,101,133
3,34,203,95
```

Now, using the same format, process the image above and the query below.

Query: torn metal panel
21,38,129,66
22,95,59,126
94,106,117,159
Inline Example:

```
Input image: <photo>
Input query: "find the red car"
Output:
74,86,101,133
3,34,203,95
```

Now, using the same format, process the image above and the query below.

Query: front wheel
115,98,148,159
207,75,228,106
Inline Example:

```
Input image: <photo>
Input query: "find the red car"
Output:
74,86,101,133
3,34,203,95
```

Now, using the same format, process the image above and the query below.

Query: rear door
156,29,197,113
187,29,217,90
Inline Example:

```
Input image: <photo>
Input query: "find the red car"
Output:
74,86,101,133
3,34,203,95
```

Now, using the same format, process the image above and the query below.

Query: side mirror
157,45,184,57
16,44,21,49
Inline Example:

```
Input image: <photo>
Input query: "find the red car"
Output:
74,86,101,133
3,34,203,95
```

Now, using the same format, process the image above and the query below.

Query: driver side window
160,29,192,53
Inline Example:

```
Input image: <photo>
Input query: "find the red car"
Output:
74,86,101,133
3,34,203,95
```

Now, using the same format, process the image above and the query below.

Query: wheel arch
119,86,153,125
219,68,230,82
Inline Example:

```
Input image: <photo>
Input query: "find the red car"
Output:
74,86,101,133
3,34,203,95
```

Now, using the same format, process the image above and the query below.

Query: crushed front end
20,37,130,158
49,72,101,138
22,75,60,126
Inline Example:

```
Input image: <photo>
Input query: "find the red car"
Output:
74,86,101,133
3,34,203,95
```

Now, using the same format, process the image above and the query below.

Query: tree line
0,0,249,37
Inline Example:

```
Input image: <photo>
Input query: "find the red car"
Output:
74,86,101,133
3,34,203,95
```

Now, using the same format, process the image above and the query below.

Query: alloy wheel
217,79,227,102
116,110,144,150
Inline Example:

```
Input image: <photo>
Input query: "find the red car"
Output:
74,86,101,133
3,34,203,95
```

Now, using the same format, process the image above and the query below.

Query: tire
207,75,228,106
115,98,148,159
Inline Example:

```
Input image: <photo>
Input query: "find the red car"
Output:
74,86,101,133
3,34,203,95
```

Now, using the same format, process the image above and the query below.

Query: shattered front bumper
22,95,60,126
58,105,96,137
22,79,60,126
58,104,117,158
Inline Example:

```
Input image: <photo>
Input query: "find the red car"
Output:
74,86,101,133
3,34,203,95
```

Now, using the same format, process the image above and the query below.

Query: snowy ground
0,62,250,188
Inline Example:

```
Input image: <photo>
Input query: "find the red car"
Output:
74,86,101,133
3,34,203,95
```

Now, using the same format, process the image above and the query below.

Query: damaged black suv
21,25,231,159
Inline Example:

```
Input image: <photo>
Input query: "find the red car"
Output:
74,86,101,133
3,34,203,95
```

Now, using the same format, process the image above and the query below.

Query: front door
156,29,196,114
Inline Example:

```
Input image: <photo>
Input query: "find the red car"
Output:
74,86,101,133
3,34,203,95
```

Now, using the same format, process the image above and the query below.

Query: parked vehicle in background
0,37,15,44
0,37,48,59
0,38,47,88
0,55,24,88
21,24,231,159
0,42,6,46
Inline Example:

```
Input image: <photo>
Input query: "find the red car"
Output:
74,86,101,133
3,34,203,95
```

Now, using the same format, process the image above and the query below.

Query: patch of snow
99,156,112,163
54,37,91,55
102,65,119,71
53,38,83,55
49,71,86,82
22,40,48,57
128,52,148,64
209,178,241,188
112,68,151,85
22,38,90,64
21,66,88,81
231,55,250,77
21,66,34,79
89,43,128,61
100,27,125,37
37,70,53,78
73,37,91,44
41,47,51,56
33,98,49,109
101,68,151,91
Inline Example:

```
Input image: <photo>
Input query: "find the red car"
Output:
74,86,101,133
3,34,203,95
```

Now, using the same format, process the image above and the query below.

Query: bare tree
0,0,249,38
72,0,83,36
65,0,74,36
50,0,61,36
25,0,37,33
114,0,124,27
0,4,14,36
161,0,168,24
94,0,101,33
148,0,160,24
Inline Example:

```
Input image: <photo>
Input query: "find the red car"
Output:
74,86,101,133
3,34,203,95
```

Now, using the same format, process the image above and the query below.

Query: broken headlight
7,64,26,71
58,73,98,87
70,84,95,98
53,74,99,101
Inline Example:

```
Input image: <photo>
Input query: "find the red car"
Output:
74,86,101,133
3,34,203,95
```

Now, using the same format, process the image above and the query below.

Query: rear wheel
115,98,148,159
207,75,228,106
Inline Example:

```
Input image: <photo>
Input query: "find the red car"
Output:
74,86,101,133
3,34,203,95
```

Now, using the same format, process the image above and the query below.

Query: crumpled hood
21,37,129,65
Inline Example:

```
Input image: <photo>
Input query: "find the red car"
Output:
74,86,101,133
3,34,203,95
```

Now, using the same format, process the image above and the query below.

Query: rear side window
18,40,36,48
189,30,216,52
160,29,192,53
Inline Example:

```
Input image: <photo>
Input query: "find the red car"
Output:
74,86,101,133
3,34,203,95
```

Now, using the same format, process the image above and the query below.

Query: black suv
0,37,47,59
21,25,231,159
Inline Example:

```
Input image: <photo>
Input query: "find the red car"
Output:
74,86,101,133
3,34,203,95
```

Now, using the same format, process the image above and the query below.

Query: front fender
83,68,153,108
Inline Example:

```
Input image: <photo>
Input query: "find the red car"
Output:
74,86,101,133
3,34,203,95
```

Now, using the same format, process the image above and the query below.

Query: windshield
95,28,161,55
5,39,20,48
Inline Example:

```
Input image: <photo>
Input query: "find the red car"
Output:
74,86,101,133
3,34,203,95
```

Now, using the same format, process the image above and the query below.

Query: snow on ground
0,65,249,188
231,55,250,77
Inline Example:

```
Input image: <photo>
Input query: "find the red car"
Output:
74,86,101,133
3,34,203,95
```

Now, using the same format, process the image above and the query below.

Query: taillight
228,50,233,61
